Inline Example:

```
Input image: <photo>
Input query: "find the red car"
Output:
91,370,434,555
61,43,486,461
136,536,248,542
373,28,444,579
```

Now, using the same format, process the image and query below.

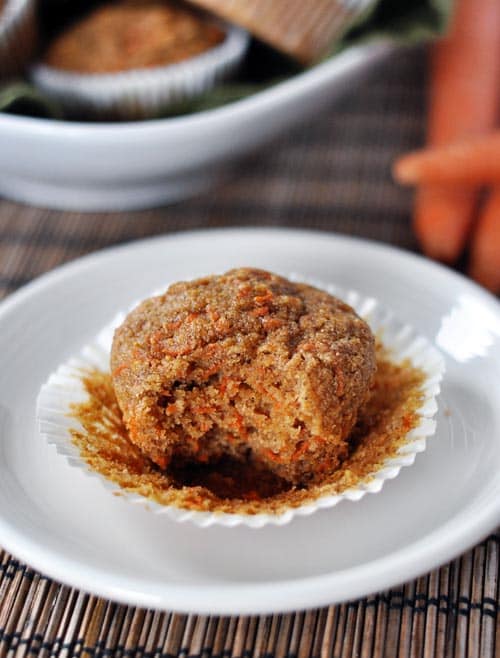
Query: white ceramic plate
0,43,391,211
0,228,499,615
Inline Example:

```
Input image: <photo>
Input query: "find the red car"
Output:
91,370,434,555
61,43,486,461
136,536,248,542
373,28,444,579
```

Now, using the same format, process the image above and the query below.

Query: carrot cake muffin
41,0,225,74
111,269,376,485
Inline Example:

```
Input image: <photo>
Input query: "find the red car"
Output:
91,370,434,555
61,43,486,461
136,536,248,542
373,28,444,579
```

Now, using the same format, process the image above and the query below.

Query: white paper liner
30,23,249,120
37,276,445,528
0,0,36,78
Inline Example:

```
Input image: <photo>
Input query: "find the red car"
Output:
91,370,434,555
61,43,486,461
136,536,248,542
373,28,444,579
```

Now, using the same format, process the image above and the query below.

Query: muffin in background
0,0,37,79
30,0,249,120
186,0,375,64
42,0,225,73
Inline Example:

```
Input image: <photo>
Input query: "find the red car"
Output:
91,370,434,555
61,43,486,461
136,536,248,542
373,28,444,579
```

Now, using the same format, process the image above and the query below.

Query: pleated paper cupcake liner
0,0,37,79
30,23,249,120
37,277,444,528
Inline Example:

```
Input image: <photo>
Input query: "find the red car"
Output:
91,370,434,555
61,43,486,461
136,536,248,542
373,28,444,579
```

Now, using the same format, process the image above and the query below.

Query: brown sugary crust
42,0,224,74
111,268,376,485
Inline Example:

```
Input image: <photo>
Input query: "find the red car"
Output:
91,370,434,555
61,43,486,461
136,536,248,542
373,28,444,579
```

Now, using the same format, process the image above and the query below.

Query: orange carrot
250,306,269,317
254,290,273,305
413,0,500,262
261,317,284,330
395,133,500,185
468,188,500,293
191,405,216,414
263,448,283,463
291,441,309,461
112,362,129,377
414,188,477,262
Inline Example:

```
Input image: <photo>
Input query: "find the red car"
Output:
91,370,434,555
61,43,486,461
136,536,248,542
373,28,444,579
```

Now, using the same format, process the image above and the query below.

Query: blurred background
3,0,498,295
0,44,424,298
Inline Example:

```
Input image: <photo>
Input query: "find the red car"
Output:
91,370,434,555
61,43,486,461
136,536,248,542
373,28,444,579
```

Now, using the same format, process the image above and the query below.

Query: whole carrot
413,0,500,263
394,133,500,185
469,189,500,293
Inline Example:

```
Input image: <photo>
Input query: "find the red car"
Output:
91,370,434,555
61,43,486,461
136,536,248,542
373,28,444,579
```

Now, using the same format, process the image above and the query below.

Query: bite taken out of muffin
111,268,376,486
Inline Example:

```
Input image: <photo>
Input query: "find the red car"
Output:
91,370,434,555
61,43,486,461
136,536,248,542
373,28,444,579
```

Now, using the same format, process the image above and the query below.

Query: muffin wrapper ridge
36,278,445,528
0,0,37,79
29,23,249,120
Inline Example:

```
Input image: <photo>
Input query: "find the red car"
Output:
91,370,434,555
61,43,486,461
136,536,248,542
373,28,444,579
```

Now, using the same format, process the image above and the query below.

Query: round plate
0,228,499,615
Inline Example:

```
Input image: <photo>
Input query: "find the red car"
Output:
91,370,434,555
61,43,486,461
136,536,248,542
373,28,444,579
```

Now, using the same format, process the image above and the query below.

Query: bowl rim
0,41,392,135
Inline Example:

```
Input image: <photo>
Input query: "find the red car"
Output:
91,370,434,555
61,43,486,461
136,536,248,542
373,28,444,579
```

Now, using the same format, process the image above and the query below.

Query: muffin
30,0,249,119
187,0,369,64
111,269,376,485
41,0,225,74
0,0,37,79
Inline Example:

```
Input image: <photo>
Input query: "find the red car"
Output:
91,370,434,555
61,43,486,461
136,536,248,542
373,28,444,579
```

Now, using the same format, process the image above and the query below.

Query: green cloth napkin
345,0,453,44
0,0,454,121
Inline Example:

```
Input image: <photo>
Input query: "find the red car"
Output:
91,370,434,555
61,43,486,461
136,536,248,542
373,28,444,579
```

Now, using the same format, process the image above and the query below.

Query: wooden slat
321,605,340,658
482,535,499,658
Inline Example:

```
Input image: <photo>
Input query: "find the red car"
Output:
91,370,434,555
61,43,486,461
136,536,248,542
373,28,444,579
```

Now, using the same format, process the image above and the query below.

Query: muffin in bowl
31,0,249,119
41,0,225,73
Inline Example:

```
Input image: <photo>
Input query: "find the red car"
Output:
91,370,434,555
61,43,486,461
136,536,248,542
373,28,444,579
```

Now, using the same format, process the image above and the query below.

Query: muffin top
42,0,225,74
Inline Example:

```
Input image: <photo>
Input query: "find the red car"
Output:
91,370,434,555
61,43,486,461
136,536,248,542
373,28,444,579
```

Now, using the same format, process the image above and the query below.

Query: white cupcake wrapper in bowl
37,277,445,528
30,23,249,120
0,0,37,79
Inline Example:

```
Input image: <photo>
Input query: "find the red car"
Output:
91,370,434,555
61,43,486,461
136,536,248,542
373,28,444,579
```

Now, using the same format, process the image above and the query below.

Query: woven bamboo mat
0,47,498,657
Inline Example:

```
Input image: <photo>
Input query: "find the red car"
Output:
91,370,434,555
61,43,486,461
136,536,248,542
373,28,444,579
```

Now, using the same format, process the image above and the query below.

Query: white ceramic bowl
0,42,392,211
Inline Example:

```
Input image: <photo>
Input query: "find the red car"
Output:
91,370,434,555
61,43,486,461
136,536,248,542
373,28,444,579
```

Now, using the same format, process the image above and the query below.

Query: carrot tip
392,157,416,185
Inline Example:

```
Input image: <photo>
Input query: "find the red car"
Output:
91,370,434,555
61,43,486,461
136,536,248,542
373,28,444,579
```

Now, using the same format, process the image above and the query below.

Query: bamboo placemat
0,47,498,658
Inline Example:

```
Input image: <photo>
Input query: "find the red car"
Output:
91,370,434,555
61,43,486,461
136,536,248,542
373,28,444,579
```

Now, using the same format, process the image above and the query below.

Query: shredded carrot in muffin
69,343,425,514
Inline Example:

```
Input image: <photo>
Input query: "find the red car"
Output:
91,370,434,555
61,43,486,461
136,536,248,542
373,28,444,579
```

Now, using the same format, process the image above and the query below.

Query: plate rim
0,226,499,614
2,227,500,315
